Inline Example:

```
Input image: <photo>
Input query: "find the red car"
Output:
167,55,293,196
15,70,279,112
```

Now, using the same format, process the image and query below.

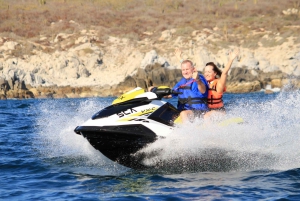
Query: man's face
181,62,194,79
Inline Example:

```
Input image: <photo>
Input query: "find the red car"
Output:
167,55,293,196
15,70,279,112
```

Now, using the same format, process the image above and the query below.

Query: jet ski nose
74,126,81,135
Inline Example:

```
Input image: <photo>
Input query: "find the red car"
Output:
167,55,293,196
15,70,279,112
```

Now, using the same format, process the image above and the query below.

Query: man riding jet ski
74,86,243,169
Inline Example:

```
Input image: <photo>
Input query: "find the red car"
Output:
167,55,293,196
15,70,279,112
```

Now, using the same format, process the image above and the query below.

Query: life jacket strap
207,95,223,105
179,86,191,89
179,97,208,105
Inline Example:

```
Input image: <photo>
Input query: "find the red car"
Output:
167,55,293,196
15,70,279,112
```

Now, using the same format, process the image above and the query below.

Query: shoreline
1,62,300,100
0,82,291,100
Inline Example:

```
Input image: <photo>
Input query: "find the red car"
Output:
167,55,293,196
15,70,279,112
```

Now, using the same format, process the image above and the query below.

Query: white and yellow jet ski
74,86,243,169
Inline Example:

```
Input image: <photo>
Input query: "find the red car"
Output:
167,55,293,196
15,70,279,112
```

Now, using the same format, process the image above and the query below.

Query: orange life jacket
207,79,225,109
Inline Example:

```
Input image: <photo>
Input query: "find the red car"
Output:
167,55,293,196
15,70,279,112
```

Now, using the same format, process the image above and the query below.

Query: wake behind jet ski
74,86,243,170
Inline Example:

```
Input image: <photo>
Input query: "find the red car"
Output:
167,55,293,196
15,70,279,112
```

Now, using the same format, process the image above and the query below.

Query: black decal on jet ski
124,110,131,115
117,112,124,117
131,108,137,113
117,108,137,117
129,118,149,123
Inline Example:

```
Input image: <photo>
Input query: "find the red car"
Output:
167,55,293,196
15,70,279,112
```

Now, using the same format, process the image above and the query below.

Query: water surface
1,91,300,200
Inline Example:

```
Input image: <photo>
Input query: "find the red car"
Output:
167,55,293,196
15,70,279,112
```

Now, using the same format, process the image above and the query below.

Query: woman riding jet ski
74,86,243,170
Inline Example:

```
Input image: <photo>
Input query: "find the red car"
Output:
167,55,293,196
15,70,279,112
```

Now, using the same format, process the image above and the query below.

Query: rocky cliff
0,25,300,99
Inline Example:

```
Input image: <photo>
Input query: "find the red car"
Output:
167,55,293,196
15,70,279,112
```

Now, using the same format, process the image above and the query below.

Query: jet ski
74,86,182,169
74,86,244,170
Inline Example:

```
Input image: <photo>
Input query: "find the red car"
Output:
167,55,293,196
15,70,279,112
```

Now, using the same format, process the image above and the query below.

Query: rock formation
0,26,299,99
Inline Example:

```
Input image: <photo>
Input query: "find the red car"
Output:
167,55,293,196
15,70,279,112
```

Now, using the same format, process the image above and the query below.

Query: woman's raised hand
229,48,239,61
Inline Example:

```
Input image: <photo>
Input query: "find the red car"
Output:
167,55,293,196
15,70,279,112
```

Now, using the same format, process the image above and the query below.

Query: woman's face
204,65,217,82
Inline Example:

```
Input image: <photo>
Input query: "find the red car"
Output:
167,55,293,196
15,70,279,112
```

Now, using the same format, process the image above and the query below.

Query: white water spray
34,98,129,175
34,90,300,173
139,90,300,171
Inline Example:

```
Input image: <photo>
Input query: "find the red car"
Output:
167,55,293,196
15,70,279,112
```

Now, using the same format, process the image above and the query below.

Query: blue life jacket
172,75,209,111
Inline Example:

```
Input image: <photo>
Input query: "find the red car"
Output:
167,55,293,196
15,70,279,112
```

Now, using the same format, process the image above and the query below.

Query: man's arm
195,78,206,94
192,71,206,94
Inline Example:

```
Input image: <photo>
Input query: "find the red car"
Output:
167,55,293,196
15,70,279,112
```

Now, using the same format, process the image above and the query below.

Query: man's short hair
181,59,194,67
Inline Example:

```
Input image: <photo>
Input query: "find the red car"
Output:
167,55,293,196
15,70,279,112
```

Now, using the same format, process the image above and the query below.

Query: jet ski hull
74,124,157,169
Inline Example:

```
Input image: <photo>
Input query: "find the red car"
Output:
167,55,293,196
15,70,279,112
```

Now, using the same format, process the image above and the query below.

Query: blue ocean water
1,90,300,200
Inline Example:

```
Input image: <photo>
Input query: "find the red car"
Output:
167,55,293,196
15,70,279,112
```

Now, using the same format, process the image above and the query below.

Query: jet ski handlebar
150,87,182,99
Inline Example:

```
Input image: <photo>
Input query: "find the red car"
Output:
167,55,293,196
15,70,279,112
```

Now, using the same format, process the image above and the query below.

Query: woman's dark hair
206,62,222,77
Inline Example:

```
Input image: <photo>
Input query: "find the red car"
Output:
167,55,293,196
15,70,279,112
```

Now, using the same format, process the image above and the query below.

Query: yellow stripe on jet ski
217,117,244,127
157,86,170,89
173,116,183,124
117,117,136,122
112,88,145,105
